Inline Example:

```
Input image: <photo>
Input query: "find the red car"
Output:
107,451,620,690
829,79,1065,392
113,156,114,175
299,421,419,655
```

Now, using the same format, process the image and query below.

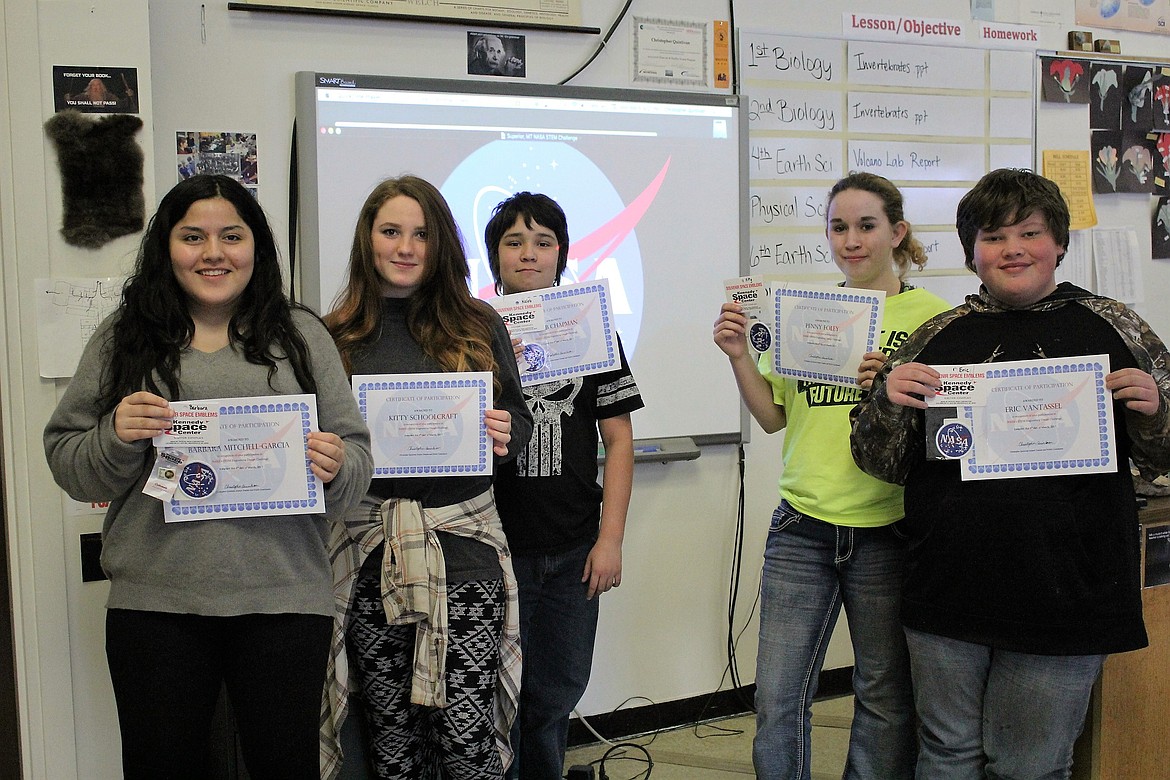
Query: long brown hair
324,175,499,386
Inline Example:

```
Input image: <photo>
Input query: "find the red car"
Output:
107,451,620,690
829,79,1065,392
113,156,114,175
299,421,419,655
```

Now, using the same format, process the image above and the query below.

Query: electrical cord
286,120,299,304
692,583,759,740
558,0,634,85
727,442,751,706
285,122,299,304
573,707,617,747
572,695,662,751
689,441,760,740
597,741,653,779
708,442,759,716
729,0,740,94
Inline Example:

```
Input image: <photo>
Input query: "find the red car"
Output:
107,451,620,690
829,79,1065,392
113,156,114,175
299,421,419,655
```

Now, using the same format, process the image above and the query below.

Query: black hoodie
852,283,1170,654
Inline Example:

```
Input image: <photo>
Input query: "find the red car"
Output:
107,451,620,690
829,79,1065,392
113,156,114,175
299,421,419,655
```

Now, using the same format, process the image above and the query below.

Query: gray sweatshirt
43,309,372,617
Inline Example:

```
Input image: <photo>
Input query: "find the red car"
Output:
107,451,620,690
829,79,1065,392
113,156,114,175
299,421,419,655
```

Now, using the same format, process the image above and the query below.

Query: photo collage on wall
1042,56,1170,260
176,131,258,197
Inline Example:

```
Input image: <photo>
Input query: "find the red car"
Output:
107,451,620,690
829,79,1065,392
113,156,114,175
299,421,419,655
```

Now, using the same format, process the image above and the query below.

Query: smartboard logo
443,140,654,353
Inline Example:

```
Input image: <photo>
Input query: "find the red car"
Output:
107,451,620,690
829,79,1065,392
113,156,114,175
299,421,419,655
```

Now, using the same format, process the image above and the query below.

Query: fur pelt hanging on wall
43,110,145,249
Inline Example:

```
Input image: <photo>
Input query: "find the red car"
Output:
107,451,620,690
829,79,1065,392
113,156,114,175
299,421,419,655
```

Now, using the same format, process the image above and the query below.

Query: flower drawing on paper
1123,145,1153,184
1158,134,1170,171
1156,84,1170,123
1158,202,1170,236
1097,146,1121,190
1049,60,1084,102
1129,71,1154,122
1093,69,1118,111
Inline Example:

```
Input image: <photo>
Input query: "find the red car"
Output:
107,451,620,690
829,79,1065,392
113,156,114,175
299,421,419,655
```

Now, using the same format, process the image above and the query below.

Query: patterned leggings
347,568,505,780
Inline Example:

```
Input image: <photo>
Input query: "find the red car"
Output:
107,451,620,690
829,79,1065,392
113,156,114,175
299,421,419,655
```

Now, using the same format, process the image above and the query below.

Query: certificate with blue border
929,355,1117,481
490,279,618,386
163,394,322,523
773,283,885,387
353,372,493,477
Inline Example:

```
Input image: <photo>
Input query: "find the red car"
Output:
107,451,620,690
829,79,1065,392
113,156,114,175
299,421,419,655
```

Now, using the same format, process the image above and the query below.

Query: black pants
105,608,331,780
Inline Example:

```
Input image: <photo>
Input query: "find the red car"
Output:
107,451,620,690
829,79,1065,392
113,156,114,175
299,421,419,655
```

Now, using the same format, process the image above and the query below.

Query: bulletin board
1034,50,1170,336
737,30,1036,305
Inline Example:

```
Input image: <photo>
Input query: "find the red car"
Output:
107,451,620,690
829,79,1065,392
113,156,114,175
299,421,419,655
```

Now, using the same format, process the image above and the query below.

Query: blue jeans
505,541,599,780
754,502,916,780
905,628,1104,780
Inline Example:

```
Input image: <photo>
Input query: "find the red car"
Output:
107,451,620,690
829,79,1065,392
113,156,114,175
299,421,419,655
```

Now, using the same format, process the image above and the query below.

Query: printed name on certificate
490,278,619,385
773,282,885,387
151,394,323,522
924,355,1116,481
353,371,494,477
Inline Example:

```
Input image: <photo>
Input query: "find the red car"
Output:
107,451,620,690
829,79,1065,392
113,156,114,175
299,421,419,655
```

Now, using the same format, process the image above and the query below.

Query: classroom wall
4,1,1169,777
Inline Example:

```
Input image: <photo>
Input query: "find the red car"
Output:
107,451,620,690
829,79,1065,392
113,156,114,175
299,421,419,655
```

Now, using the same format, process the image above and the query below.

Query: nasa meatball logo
177,461,217,499
749,322,772,352
523,342,547,373
935,421,974,459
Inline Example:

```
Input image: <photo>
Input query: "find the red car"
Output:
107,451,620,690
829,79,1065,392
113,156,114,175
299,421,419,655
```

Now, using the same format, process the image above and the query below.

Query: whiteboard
739,30,1035,304
295,73,750,443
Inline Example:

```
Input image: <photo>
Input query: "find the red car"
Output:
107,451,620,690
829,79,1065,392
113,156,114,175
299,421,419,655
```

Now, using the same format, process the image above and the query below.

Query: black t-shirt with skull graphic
494,336,644,555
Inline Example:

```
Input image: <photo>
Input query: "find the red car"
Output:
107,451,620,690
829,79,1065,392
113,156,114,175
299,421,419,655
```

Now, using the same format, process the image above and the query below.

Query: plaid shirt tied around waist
320,489,520,778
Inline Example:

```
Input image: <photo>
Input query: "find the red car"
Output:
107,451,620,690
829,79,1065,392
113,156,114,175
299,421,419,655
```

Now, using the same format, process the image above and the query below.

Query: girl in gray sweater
44,174,372,780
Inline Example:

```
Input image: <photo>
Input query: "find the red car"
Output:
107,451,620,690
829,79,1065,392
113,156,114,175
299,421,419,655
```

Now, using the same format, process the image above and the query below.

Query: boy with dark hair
485,192,570,296
954,167,1071,274
486,192,644,780
851,168,1170,779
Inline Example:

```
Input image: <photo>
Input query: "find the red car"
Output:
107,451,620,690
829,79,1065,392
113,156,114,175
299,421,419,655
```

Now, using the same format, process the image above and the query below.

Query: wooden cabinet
1072,497,1170,780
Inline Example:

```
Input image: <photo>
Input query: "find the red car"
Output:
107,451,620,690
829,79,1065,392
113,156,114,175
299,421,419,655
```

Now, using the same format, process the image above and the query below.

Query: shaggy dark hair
956,168,1070,272
97,174,316,411
484,192,570,295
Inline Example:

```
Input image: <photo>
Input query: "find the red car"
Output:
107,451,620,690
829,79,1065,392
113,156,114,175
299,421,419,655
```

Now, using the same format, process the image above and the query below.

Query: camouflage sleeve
1094,299,1170,479
850,368,922,486
849,306,966,485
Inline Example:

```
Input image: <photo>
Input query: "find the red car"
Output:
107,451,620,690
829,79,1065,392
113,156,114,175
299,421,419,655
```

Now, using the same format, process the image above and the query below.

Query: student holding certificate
323,176,532,779
484,192,644,780
714,173,949,779
851,168,1170,779
711,174,950,776
43,175,373,780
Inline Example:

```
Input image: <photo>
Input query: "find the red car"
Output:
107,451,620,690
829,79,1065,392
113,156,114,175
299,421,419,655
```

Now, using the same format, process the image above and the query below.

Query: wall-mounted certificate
924,355,1117,481
353,372,493,477
159,394,323,523
773,283,885,387
489,279,618,386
